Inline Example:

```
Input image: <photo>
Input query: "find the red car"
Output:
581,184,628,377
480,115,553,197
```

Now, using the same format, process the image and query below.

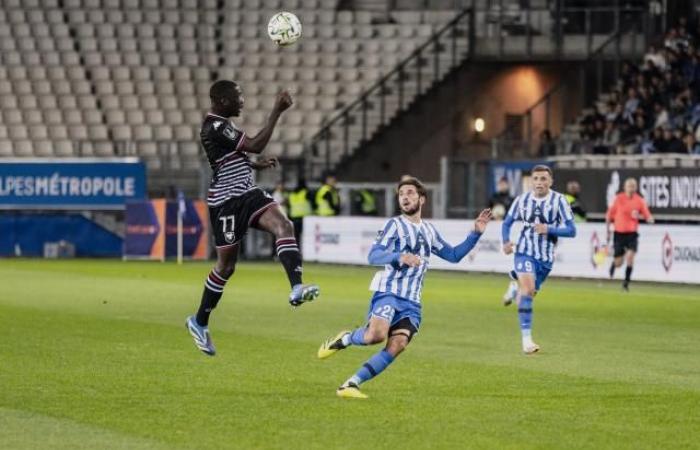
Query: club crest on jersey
223,126,238,140
224,231,235,243
213,121,222,129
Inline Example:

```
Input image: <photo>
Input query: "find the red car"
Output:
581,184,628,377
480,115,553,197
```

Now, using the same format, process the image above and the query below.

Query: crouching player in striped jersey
317,177,492,398
501,165,577,354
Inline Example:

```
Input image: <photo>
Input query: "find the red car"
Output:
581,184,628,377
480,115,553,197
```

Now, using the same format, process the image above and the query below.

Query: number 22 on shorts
373,304,394,321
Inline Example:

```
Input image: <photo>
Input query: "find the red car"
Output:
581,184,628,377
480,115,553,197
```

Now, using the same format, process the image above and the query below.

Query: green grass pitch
1,259,699,449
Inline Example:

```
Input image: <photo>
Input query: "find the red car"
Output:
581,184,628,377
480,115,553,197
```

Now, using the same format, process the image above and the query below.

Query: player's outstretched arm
502,214,515,253
240,91,292,154
502,196,519,253
433,209,491,263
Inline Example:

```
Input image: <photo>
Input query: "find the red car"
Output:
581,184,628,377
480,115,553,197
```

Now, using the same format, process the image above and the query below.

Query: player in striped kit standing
317,177,492,398
501,165,577,354
186,80,319,356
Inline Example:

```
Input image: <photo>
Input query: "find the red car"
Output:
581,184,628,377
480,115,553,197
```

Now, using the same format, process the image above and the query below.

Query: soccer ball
267,12,302,46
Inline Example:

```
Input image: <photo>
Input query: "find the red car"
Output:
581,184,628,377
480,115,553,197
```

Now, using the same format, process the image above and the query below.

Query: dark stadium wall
340,62,583,183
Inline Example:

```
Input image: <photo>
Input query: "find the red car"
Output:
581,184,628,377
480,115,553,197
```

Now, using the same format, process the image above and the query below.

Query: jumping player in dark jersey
186,80,320,356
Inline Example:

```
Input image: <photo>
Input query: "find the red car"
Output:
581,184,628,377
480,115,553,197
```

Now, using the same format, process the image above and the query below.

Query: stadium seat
34,140,54,157
0,140,12,157
14,140,34,157
112,125,132,140
68,125,88,140
125,110,146,126
134,125,153,140
48,125,69,140
54,139,75,156
29,125,49,140
8,124,28,140
174,126,195,141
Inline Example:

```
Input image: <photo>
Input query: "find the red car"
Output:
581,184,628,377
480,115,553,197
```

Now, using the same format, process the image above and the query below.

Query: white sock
341,332,351,347
344,375,361,387
521,329,532,341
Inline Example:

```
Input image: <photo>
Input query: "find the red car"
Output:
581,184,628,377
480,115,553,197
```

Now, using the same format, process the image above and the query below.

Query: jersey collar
399,215,422,226
207,112,231,121
531,190,553,202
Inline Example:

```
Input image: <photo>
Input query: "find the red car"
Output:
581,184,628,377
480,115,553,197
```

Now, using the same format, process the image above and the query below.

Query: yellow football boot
317,330,350,360
336,382,368,399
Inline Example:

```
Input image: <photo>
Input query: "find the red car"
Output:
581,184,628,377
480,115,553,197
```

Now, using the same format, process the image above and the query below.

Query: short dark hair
397,176,427,198
209,80,238,102
531,165,553,177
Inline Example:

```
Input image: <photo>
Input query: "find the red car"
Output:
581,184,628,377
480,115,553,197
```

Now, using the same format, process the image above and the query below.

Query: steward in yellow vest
315,174,340,216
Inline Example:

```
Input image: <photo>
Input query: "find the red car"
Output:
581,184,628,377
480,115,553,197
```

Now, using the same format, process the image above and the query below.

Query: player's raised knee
521,288,536,297
365,328,387,344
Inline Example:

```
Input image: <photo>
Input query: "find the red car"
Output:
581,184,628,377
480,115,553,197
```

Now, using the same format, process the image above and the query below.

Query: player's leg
517,273,538,354
186,243,239,356
317,296,392,359
255,204,319,306
334,315,391,398
502,270,519,306
623,249,636,291
291,217,303,250
340,320,419,399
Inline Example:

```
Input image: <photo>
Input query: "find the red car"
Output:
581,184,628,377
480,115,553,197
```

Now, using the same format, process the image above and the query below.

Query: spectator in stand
626,114,647,148
538,129,557,157
658,127,685,153
677,17,695,40
645,44,667,69
683,133,700,154
606,101,622,123
650,127,664,151
564,181,587,222
673,129,689,152
488,177,513,220
596,120,619,155
653,101,669,128
665,27,689,51
623,88,640,121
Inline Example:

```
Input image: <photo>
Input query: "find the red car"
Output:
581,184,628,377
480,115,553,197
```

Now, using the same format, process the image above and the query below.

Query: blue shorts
367,292,422,332
513,254,552,291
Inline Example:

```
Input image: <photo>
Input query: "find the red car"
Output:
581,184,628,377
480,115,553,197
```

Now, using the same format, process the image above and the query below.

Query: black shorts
209,188,276,247
613,232,639,257
389,317,419,342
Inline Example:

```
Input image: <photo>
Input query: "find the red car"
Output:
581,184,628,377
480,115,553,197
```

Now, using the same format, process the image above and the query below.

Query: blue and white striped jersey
503,190,575,265
368,216,466,304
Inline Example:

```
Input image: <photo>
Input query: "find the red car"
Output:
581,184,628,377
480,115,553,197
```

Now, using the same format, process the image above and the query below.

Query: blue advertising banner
0,213,123,257
0,158,146,209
